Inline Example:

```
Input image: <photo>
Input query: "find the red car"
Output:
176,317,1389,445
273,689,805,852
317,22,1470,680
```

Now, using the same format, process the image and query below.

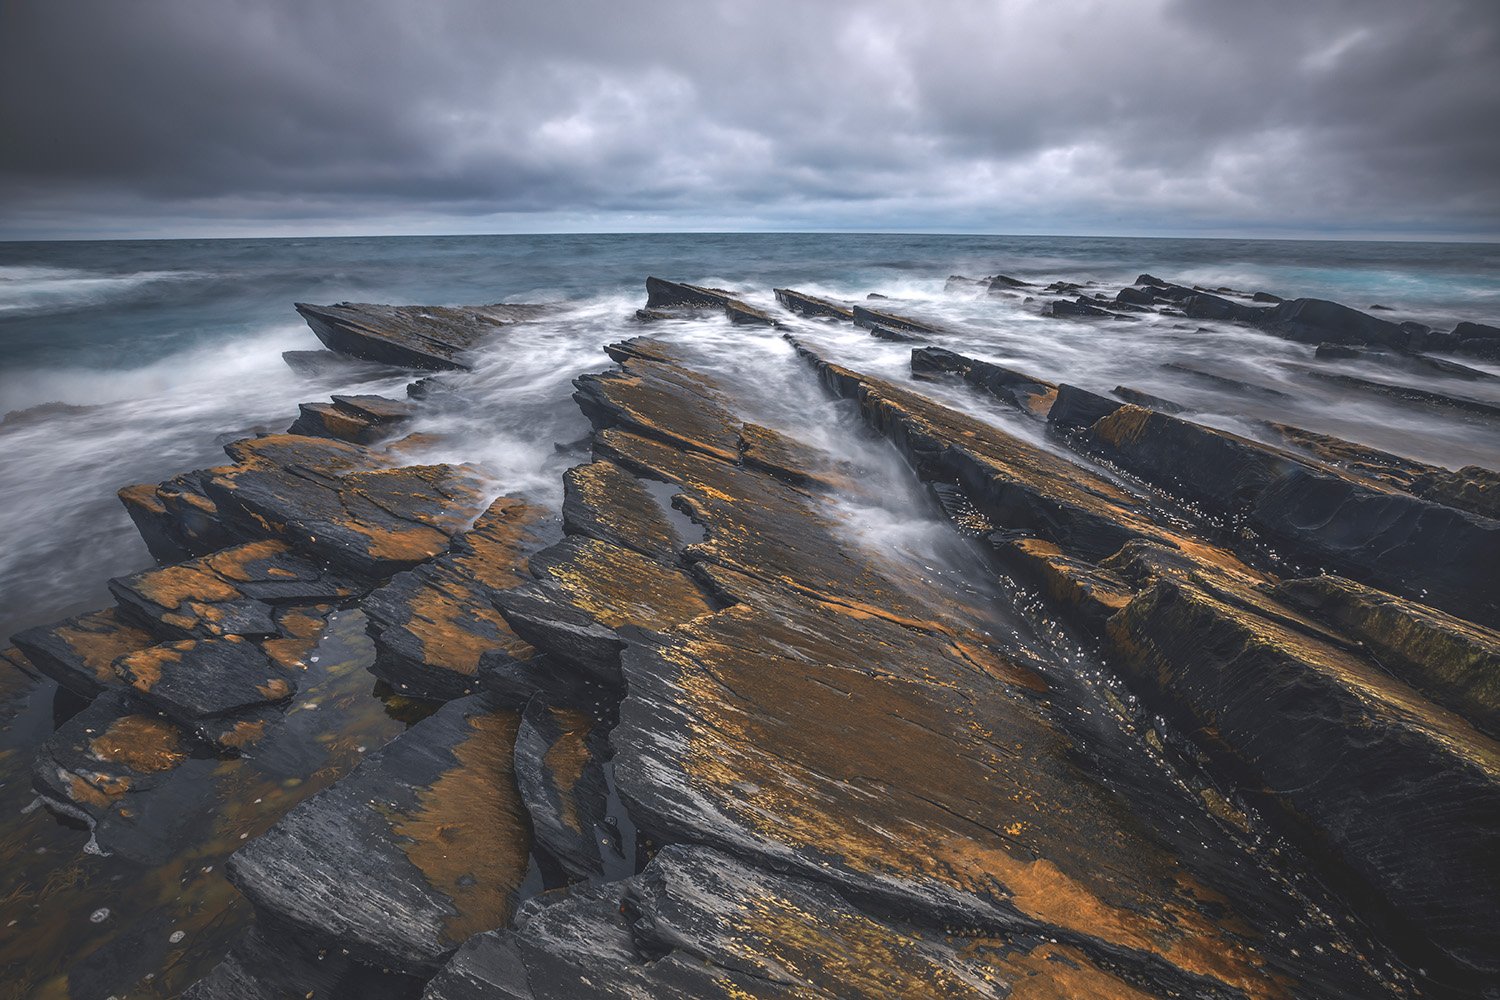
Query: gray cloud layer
2,0,1497,238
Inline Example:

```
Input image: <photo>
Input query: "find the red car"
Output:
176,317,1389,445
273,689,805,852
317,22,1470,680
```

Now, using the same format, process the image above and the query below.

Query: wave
0,264,204,317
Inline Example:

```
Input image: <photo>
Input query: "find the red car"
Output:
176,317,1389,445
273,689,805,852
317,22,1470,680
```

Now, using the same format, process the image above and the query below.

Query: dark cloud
2,0,1497,238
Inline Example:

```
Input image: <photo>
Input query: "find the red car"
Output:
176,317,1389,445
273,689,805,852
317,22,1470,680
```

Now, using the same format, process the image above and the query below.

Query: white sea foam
0,265,202,317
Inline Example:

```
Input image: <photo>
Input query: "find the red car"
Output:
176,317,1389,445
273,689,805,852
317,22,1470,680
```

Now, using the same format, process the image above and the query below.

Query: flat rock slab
642,276,777,326
12,606,156,697
118,469,236,563
424,844,1173,1000
31,691,217,865
773,286,855,321
207,458,490,580
108,539,358,641
496,535,716,685
512,699,612,880
561,458,684,564
227,692,533,975
115,635,297,724
296,301,550,370
289,393,416,445
365,495,552,700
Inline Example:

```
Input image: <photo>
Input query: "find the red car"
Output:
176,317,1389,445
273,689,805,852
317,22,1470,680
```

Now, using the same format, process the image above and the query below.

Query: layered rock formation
6,278,1498,999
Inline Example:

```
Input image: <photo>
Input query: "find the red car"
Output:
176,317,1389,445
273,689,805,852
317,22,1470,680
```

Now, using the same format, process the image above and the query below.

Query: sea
3,232,1499,642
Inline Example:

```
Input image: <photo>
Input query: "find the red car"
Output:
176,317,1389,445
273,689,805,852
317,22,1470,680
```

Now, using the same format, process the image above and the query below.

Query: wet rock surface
8,272,1500,998
296,301,551,370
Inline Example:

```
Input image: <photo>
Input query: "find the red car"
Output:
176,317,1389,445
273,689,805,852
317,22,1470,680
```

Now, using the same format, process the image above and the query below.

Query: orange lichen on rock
392,709,531,944
88,715,186,774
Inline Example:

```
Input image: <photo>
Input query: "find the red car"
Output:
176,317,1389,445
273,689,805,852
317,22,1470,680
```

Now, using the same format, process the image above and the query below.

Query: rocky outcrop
287,392,415,444
365,495,552,701
227,692,533,976
295,301,550,370
642,276,777,326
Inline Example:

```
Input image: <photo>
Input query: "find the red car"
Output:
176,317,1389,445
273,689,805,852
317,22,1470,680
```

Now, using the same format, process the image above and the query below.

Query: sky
2,0,1498,241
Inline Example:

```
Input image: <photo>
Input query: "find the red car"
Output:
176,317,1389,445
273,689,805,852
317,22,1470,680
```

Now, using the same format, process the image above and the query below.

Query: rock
1265,298,1411,349
12,607,156,697
1302,369,1500,418
910,346,1057,417
183,925,421,1000
644,276,776,326
1112,385,1188,414
280,349,408,382
1116,285,1157,306
1454,320,1500,341
867,323,922,342
424,844,1180,1000
992,535,1134,631
943,274,983,291
1044,298,1115,319
114,636,297,726
118,471,236,564
227,692,533,976
772,287,854,321
1110,577,1500,978
1371,304,1394,311
494,535,714,686
205,452,491,580
1181,292,1270,323
31,691,203,865
1316,341,1362,359
1413,463,1500,520
1083,404,1500,626
1252,291,1283,303
511,699,612,880
1046,383,1122,431
561,459,683,564
1279,574,1500,738
295,301,549,370
850,302,942,334
987,272,1032,289
364,496,551,701
287,393,414,445
1163,361,1293,398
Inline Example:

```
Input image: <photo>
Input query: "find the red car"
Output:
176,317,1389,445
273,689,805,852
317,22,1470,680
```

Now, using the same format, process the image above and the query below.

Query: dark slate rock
365,496,550,701
1112,385,1188,414
1116,285,1157,306
1454,320,1500,341
423,845,1175,1000
643,276,776,326
183,924,424,1000
1044,298,1114,318
115,636,296,724
1279,574,1500,739
867,323,922,342
512,699,612,880
1266,297,1411,348
31,691,209,865
288,401,382,443
910,346,1057,417
296,301,549,370
1303,369,1500,417
850,303,943,333
12,607,156,697
1315,341,1362,359
987,272,1032,289
1046,383,1124,431
772,287,854,321
1252,291,1283,303
1110,578,1500,979
1163,360,1293,399
281,348,409,382
1181,292,1271,323
118,470,236,564
561,459,683,564
494,535,713,686
227,693,533,976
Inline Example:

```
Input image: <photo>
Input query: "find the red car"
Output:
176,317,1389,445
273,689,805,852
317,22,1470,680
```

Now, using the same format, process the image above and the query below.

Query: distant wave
0,264,203,316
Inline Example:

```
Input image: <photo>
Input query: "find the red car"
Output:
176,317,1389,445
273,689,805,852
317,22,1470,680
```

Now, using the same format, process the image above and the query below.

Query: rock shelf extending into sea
6,270,1500,999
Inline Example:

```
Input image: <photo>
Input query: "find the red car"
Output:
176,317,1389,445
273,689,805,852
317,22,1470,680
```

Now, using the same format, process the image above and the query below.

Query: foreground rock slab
227,692,532,976
296,301,550,370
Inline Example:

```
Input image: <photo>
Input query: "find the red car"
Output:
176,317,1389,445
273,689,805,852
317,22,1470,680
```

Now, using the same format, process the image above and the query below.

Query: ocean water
2,232,1499,643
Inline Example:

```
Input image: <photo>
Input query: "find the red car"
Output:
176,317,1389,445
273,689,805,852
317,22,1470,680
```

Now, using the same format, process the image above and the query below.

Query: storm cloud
2,0,1497,238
